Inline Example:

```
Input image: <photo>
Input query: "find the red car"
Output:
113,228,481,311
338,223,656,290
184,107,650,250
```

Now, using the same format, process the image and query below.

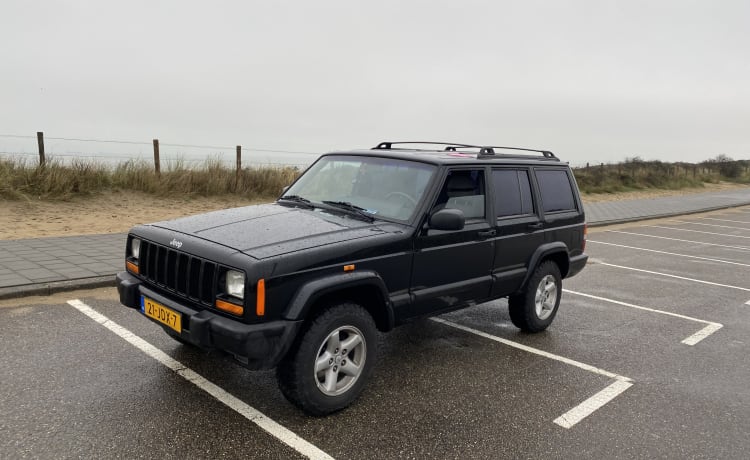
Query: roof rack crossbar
373,141,483,151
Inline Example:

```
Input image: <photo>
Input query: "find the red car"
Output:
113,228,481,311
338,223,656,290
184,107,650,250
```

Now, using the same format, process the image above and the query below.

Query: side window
433,169,486,220
492,169,534,218
535,169,577,213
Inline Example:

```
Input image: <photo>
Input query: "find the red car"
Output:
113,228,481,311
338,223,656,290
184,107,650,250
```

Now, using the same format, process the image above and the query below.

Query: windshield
281,155,437,221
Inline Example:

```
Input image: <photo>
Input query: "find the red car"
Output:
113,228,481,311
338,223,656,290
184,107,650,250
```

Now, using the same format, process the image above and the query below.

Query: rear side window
492,169,533,218
535,169,577,213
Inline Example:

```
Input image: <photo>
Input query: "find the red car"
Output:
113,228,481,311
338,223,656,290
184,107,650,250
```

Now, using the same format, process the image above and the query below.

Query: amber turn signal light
256,279,266,316
215,299,244,316
126,260,139,274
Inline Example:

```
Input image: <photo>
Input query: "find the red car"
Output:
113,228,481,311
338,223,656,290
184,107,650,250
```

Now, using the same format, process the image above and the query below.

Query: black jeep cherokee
117,141,588,415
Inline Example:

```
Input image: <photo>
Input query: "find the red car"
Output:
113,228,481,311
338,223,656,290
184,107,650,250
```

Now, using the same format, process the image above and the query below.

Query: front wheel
276,302,377,416
508,261,562,332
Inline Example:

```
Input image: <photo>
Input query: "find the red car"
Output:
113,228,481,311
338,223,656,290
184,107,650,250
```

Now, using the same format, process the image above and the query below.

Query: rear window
535,169,577,213
492,169,533,218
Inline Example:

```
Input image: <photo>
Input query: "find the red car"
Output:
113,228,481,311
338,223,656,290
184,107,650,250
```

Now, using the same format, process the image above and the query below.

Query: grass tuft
574,158,750,195
0,156,301,201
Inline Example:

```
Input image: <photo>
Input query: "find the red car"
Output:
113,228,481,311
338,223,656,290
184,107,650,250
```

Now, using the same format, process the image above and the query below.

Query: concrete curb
0,275,117,301
587,201,750,228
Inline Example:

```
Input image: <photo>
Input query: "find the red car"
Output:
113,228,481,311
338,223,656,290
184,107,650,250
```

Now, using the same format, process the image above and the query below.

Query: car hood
148,203,397,259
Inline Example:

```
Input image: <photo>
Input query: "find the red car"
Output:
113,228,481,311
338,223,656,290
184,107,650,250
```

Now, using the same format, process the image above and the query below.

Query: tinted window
535,169,577,213
492,170,533,218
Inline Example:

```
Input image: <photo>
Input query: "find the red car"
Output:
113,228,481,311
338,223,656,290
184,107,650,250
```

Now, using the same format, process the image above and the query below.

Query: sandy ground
1,182,749,240
0,191,263,240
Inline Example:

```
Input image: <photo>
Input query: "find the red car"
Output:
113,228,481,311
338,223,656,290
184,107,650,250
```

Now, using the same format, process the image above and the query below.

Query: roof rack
373,141,484,151
478,146,557,159
373,141,558,160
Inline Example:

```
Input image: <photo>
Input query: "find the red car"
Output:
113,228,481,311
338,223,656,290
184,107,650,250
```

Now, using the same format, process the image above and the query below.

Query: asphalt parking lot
2,207,750,459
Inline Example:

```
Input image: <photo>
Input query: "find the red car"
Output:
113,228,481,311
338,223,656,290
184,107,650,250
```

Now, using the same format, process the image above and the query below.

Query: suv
116,142,588,415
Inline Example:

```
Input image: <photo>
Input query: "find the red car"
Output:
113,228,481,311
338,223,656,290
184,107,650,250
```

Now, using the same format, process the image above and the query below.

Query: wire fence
0,132,321,170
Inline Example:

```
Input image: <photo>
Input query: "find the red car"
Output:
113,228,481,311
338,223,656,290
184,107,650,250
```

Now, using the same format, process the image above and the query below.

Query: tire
508,261,562,332
276,302,377,416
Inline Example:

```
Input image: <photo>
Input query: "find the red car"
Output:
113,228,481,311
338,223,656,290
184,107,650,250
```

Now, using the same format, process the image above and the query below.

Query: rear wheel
276,302,377,416
508,261,562,332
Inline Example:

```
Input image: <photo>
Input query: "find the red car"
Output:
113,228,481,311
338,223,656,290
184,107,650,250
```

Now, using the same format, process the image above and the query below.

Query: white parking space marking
564,290,723,346
67,300,334,460
746,300,750,306
681,323,725,346
588,240,750,268
597,262,750,292
553,379,633,429
650,225,750,239
669,220,750,231
608,230,750,251
432,317,633,429
701,217,750,225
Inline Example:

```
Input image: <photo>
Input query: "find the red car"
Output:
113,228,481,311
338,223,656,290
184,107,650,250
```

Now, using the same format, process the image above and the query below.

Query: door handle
527,222,544,230
477,229,497,238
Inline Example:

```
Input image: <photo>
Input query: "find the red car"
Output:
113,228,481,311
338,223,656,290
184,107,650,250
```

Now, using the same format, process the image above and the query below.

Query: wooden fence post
153,139,160,176
37,131,45,166
235,145,242,191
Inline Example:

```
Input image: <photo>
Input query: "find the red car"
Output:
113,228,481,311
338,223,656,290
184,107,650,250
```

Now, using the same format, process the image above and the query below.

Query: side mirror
281,185,290,194
429,208,465,231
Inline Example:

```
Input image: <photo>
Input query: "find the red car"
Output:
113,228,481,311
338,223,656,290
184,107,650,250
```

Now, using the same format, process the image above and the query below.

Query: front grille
138,240,220,307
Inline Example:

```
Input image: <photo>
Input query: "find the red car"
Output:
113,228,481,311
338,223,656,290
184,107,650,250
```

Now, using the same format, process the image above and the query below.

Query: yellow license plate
142,296,182,333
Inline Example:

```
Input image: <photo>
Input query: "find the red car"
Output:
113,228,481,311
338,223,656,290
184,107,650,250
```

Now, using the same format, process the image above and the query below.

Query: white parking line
431,317,633,429
608,230,750,251
746,300,750,306
564,290,723,345
67,300,334,460
701,217,750,225
597,261,750,292
650,225,750,239
669,220,750,231
553,379,633,429
588,240,750,268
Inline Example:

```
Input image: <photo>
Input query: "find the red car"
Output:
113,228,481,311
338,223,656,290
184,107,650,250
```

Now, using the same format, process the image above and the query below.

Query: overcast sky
1,0,748,166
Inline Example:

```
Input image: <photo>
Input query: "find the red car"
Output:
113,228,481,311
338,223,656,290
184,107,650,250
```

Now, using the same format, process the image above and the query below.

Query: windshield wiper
321,201,376,222
278,195,314,208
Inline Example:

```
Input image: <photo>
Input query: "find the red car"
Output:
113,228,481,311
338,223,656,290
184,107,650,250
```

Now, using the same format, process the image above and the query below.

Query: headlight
225,270,245,299
131,238,141,260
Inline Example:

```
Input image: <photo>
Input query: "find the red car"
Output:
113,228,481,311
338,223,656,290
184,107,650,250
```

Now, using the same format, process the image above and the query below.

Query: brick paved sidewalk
2,187,750,299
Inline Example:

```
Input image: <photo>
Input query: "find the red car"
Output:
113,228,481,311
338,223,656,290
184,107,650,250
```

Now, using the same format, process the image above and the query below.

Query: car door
407,168,495,318
488,168,545,296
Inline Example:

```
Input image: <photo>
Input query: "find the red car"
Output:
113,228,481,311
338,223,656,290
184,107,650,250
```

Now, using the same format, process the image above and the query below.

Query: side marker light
256,279,266,316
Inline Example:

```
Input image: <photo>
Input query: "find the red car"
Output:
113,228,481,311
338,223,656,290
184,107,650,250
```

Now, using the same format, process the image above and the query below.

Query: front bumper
116,271,301,370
